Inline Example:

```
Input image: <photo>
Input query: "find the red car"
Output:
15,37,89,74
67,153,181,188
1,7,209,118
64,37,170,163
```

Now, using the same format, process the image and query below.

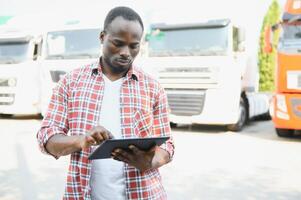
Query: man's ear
100,31,105,44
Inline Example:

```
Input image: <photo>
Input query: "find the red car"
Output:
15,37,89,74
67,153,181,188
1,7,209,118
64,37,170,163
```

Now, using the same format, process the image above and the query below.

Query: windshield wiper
0,57,19,64
64,53,97,59
46,55,64,59
288,15,301,24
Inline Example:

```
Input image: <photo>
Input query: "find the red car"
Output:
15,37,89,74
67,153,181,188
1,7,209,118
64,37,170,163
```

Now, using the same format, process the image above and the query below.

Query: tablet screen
88,136,170,160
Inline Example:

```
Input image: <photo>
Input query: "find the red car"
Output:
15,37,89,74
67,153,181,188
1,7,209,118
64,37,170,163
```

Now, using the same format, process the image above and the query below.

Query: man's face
101,16,143,74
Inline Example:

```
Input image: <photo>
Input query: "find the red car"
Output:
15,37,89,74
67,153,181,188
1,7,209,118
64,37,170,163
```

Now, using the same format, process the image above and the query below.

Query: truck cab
267,0,301,137
39,21,101,115
0,28,41,115
144,18,269,131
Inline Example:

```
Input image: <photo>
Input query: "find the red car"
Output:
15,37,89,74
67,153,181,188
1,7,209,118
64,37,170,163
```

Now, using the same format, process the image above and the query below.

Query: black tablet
88,136,170,160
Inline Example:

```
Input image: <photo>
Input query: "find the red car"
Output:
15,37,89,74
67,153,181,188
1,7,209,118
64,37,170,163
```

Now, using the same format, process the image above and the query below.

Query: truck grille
158,67,219,89
166,89,206,116
0,94,15,105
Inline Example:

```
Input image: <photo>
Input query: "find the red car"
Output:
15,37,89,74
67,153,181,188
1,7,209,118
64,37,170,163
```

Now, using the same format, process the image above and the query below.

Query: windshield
0,42,29,64
280,24,301,50
46,29,100,59
147,26,229,57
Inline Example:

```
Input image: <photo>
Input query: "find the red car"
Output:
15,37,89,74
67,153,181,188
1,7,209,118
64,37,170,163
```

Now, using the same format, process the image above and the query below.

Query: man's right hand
45,125,114,158
79,126,114,149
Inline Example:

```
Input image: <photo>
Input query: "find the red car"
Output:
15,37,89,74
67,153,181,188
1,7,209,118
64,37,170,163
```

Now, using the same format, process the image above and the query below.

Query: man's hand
112,145,168,173
79,126,114,149
45,125,114,158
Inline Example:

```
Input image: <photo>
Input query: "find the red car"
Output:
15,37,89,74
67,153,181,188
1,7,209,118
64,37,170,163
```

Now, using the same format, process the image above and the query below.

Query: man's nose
119,46,130,58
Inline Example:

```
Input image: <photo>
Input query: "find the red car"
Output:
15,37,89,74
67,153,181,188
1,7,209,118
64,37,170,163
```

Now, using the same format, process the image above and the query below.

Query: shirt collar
92,57,138,81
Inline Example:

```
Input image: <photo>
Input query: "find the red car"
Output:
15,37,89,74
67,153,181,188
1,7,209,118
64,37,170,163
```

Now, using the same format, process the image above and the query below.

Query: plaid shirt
37,60,175,200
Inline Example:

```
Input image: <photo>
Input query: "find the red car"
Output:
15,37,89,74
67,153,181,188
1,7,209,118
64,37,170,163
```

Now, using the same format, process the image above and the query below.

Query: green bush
258,0,281,91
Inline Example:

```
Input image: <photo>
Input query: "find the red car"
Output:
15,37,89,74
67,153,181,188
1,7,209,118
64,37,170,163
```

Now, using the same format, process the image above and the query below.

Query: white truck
0,27,41,116
144,18,270,131
38,20,101,115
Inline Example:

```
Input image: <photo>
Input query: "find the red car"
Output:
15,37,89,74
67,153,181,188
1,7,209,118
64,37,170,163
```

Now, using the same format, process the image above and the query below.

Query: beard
103,56,132,75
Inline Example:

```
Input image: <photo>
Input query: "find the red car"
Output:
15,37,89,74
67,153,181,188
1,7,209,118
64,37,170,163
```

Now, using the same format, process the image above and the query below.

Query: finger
101,132,109,140
111,152,122,161
94,126,114,139
91,132,104,144
112,152,130,163
85,135,97,145
128,145,141,154
101,130,114,140
149,145,157,152
105,130,114,139
114,149,127,156
112,156,122,162
114,149,132,161
115,156,129,163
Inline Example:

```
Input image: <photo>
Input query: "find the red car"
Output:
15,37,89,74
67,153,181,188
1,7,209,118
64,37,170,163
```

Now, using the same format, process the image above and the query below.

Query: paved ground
1,117,301,200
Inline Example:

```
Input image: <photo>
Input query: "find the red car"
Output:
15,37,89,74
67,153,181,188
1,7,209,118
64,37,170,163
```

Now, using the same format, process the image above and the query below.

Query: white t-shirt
90,75,126,200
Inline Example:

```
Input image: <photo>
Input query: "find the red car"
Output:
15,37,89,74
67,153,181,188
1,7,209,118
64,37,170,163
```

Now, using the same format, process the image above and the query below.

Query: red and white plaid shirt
37,60,175,200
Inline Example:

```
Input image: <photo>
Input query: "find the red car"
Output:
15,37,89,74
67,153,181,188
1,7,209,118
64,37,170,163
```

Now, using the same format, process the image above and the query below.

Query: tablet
88,136,170,160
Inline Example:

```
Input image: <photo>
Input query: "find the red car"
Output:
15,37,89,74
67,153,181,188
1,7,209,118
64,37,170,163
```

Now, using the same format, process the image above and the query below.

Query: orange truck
266,0,301,137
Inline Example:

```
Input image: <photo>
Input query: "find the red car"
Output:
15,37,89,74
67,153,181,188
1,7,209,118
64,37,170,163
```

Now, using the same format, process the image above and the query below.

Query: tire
276,128,294,137
227,98,247,132
170,122,177,128
253,111,271,121
0,114,13,118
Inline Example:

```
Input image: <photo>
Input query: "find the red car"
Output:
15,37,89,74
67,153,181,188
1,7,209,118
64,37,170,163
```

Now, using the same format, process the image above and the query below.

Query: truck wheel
170,122,177,128
0,114,13,118
275,128,294,137
253,111,271,121
227,98,247,132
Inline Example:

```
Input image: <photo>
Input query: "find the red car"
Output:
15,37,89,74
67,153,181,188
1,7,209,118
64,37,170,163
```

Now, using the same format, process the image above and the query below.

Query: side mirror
238,27,245,43
264,26,273,53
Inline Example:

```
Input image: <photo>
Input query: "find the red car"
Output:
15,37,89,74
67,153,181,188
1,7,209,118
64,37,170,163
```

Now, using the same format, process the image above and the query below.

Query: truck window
45,28,100,59
147,26,229,57
280,24,301,48
0,42,29,63
282,25,301,40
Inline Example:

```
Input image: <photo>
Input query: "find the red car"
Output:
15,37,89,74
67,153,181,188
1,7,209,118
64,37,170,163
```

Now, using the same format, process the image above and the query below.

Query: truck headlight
7,78,17,87
276,94,287,113
269,98,275,117
276,110,290,120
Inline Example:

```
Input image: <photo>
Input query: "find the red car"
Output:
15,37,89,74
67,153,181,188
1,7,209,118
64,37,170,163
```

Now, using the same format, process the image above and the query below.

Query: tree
258,0,281,91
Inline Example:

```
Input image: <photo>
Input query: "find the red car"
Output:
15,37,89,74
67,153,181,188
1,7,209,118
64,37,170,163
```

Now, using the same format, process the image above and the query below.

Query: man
37,6,174,200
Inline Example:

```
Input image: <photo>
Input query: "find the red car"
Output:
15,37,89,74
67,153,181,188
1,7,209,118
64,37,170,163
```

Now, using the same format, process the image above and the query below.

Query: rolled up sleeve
37,76,69,156
152,85,175,160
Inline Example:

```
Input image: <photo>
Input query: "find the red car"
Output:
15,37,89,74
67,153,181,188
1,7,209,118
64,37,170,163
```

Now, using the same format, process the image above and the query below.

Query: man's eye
113,42,123,47
130,44,140,49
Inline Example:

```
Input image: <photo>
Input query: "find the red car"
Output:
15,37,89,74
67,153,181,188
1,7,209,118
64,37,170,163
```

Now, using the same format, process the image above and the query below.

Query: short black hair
103,6,144,32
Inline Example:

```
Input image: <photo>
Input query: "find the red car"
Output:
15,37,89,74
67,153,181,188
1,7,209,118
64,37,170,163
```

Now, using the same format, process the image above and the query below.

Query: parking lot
1,117,301,200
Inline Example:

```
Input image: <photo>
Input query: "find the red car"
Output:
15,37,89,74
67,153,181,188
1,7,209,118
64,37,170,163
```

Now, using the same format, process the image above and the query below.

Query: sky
0,0,287,54
0,0,279,33
0,0,283,19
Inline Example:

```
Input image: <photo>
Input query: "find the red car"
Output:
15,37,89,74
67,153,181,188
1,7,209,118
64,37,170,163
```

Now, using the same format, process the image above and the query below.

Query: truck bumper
270,93,301,130
0,87,40,115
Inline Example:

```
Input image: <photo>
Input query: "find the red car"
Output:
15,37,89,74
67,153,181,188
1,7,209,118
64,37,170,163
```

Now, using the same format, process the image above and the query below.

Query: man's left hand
111,145,156,172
